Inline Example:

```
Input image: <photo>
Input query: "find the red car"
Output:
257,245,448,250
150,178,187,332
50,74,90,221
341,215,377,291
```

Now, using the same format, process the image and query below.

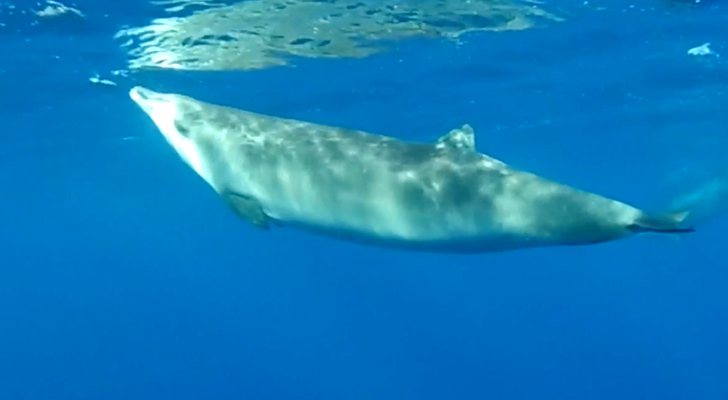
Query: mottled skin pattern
130,86,692,253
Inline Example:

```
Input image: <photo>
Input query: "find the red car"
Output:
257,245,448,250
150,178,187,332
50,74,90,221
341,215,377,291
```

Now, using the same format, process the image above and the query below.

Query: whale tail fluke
628,211,695,234
668,176,728,226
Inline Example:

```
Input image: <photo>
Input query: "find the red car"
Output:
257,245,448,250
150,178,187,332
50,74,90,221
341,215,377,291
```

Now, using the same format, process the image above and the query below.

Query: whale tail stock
628,211,695,234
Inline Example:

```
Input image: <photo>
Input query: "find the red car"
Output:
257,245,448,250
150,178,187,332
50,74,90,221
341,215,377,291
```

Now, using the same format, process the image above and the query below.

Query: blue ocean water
1,1,727,399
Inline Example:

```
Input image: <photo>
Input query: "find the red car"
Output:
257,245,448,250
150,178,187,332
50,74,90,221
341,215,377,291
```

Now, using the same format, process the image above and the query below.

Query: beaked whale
129,86,693,253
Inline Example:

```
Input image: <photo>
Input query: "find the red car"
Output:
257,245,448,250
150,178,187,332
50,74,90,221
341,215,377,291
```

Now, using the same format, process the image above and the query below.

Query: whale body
129,86,693,253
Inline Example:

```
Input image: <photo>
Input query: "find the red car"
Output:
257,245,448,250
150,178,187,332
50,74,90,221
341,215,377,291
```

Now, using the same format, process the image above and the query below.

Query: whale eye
174,121,191,137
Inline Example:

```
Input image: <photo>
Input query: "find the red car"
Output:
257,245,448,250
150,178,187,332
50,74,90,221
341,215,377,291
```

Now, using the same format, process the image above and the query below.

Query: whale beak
129,86,166,112
129,86,181,135
129,86,152,101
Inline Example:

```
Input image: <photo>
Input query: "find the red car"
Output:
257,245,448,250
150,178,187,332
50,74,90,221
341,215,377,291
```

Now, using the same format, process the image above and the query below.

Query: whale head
129,86,219,186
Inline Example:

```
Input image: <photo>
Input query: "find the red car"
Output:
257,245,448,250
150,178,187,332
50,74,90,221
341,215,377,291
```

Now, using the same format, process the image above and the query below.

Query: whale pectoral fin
223,192,270,229
436,124,476,151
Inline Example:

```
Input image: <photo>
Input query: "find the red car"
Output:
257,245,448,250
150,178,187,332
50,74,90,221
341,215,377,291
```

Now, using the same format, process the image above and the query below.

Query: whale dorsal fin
435,124,475,152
